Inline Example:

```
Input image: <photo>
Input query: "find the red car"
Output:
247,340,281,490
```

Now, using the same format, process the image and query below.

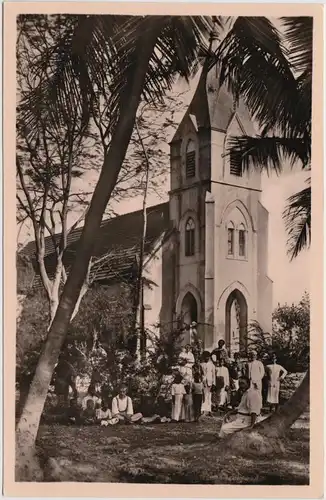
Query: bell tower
169,28,272,351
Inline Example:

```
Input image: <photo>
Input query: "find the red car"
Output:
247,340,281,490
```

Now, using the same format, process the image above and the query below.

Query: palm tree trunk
15,24,161,481
225,371,310,456
256,370,309,437
135,121,150,359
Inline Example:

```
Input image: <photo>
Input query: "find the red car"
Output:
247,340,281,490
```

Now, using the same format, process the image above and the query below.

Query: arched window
227,222,235,256
185,140,196,178
238,223,246,257
185,218,195,256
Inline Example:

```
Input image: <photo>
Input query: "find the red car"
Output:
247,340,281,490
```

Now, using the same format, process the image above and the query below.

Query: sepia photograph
4,4,323,493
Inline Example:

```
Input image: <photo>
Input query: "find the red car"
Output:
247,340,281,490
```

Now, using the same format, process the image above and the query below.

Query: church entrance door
225,289,248,355
180,292,198,345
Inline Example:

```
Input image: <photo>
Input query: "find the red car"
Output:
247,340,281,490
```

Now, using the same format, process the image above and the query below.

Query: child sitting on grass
97,400,119,426
82,383,102,412
66,397,82,425
82,398,98,425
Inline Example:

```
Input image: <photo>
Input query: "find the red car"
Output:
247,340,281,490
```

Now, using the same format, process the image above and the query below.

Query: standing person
212,339,230,365
265,353,288,412
229,352,243,392
215,358,230,408
53,353,78,407
171,373,186,422
219,376,266,438
261,353,270,406
179,344,195,382
192,373,204,422
200,351,215,416
183,384,194,422
229,353,243,408
246,350,265,393
111,384,143,423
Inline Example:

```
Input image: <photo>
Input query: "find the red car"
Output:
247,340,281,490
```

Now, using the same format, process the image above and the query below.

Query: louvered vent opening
230,152,243,177
186,151,196,178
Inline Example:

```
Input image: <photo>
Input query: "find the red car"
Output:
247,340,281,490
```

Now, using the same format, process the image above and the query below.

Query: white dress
247,360,265,392
266,363,288,404
171,383,186,421
179,351,195,381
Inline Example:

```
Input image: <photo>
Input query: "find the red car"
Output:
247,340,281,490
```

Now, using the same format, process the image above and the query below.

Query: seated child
192,373,204,422
82,398,97,425
171,373,186,422
111,384,142,423
97,401,119,426
82,383,102,412
183,384,194,422
66,397,82,425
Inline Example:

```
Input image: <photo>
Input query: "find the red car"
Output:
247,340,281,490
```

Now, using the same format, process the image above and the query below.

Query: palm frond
227,135,311,176
283,179,311,260
281,17,313,75
215,17,310,138
18,15,213,140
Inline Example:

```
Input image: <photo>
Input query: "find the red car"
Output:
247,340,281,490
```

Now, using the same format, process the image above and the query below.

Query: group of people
170,340,288,435
63,383,145,426
50,339,288,437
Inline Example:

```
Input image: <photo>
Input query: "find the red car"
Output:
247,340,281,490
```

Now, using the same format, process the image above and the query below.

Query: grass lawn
37,415,309,484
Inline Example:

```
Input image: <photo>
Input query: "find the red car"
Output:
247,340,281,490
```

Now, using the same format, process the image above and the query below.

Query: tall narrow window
185,140,196,178
227,223,235,256
239,226,246,257
185,218,195,256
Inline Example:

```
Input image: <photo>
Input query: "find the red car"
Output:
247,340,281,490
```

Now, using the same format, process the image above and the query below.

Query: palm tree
16,15,305,478
16,14,215,479
220,17,312,444
220,17,312,260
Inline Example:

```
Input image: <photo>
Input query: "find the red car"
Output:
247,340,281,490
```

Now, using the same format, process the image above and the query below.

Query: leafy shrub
247,292,310,372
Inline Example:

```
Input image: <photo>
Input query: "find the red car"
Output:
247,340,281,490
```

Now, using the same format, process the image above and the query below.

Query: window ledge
226,255,248,262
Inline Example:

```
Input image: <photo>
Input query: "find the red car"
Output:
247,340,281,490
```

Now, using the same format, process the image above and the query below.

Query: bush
247,292,310,372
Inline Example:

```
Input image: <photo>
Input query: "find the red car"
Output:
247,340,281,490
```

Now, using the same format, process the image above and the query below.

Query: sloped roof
21,202,171,289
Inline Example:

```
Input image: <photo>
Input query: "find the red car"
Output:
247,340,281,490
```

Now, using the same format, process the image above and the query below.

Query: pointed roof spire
171,18,255,143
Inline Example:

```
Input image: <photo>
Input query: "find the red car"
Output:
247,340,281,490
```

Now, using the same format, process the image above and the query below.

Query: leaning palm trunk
257,370,310,437
15,25,161,481
225,372,310,455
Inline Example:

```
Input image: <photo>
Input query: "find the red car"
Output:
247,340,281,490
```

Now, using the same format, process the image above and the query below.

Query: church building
20,55,273,356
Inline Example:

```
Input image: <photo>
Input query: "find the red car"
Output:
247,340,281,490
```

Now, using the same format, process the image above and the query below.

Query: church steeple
186,23,254,136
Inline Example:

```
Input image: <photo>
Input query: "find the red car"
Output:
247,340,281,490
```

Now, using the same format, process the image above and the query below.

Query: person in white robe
265,353,288,411
219,376,267,438
246,350,265,393
179,345,195,381
200,351,216,415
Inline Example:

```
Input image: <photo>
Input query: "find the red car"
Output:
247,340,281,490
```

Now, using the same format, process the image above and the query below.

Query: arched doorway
225,289,248,354
180,292,198,345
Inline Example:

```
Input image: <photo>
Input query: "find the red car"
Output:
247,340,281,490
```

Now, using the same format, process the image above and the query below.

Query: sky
18,34,310,308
